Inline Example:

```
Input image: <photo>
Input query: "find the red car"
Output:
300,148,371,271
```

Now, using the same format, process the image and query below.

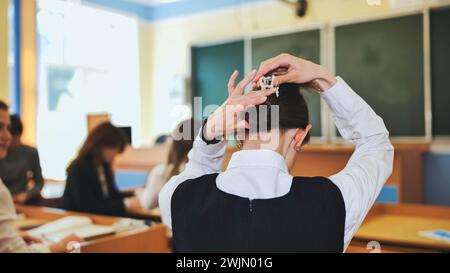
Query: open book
27,216,116,243
15,214,48,230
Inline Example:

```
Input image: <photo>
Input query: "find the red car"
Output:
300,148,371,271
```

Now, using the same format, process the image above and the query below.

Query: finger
224,111,238,137
228,91,268,111
242,94,267,108
233,70,256,96
235,119,249,141
31,237,43,244
256,58,290,81
253,58,274,88
229,104,245,115
246,91,269,101
227,70,239,96
262,88,277,96
236,119,249,129
254,53,292,84
234,70,256,95
248,90,271,100
257,55,277,73
273,73,296,86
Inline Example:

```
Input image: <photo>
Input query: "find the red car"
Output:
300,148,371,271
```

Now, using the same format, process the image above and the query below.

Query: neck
241,131,300,172
242,139,284,156
9,138,22,150
241,130,292,163
241,140,261,150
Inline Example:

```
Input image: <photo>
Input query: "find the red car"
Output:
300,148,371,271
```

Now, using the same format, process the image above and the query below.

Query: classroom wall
139,22,156,145
142,0,392,141
0,0,9,103
20,0,37,146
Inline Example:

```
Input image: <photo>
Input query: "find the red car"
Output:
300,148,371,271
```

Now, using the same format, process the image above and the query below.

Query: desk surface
353,204,450,252
15,205,169,253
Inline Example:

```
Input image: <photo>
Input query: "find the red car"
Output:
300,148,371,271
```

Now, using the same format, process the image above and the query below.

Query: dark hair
164,118,201,181
246,82,311,144
67,122,128,173
155,134,169,144
0,100,9,111
9,114,23,136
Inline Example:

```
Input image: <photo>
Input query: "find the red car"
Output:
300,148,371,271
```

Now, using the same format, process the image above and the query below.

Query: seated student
62,122,129,216
0,101,81,253
127,119,201,210
159,53,394,253
0,115,44,205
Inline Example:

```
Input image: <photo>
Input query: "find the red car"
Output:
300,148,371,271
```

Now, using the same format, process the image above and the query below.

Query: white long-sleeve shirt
0,179,50,253
136,163,186,210
159,77,394,251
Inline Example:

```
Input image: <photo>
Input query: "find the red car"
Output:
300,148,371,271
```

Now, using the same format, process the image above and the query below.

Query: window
36,0,140,180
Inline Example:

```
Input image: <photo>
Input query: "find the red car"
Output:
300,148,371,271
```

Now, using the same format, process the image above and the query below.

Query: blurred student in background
127,119,201,210
62,122,129,216
0,101,81,253
0,115,44,205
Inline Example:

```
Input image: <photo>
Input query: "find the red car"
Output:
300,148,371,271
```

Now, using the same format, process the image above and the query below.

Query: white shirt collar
226,149,289,173
217,149,292,200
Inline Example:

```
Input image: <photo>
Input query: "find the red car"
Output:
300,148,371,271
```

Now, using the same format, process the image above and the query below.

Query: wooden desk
39,178,161,221
349,204,450,253
15,205,169,253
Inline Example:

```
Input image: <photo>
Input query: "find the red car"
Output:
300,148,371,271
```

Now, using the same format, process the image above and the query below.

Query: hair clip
259,74,279,97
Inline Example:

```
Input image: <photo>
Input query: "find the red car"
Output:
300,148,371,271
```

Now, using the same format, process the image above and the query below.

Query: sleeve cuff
200,118,223,145
320,76,364,117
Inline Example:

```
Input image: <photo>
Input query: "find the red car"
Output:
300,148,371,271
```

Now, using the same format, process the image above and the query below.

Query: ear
293,124,312,150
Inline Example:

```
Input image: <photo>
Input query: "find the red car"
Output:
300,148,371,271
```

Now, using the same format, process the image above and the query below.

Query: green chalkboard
252,30,322,137
431,8,450,136
191,41,244,120
336,14,425,137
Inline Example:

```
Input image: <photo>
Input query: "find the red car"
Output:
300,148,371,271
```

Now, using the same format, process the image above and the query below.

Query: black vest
171,174,345,253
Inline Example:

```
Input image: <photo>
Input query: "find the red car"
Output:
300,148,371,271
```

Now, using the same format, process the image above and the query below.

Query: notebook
27,216,116,243
419,229,450,244
14,216,48,230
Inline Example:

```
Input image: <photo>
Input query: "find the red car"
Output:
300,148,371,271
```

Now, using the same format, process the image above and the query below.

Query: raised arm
159,70,277,228
321,78,393,250
255,53,394,251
